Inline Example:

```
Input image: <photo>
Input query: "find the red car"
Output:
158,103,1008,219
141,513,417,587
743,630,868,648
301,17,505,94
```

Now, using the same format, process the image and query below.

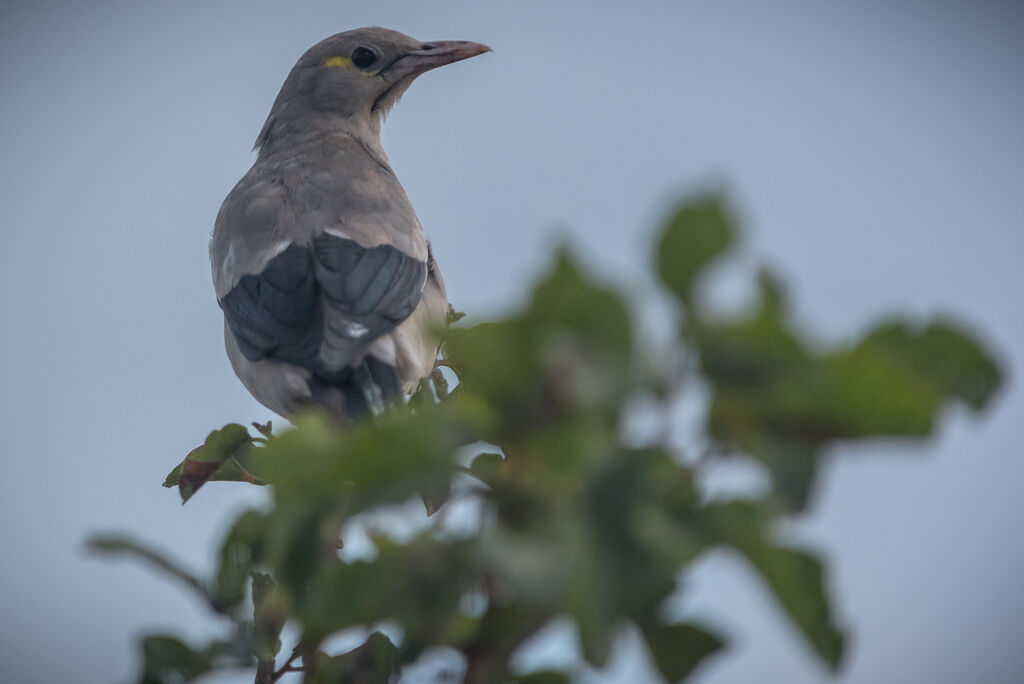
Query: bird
210,27,490,423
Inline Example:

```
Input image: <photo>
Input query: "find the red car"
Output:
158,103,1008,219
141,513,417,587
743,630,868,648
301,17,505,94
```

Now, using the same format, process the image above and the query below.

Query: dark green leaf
750,544,844,668
696,316,807,393
446,250,632,435
252,572,285,661
586,455,683,615
138,635,212,684
756,441,818,514
302,539,471,645
469,451,505,486
307,632,400,684
703,502,845,669
445,321,535,421
235,410,461,600
166,423,258,502
642,621,725,682
656,194,735,305
253,408,460,515
187,423,252,463
528,248,632,365
137,634,251,684
214,509,266,609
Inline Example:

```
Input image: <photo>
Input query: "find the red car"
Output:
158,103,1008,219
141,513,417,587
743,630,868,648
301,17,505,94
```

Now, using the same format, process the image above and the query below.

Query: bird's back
211,133,442,421
211,133,427,299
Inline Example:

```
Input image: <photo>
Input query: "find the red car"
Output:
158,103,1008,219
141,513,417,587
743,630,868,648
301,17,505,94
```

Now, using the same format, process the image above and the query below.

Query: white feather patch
324,228,352,241
269,240,291,257
344,322,369,338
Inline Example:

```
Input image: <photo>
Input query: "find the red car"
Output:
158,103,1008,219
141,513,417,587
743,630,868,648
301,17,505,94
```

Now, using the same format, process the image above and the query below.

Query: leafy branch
90,192,1002,683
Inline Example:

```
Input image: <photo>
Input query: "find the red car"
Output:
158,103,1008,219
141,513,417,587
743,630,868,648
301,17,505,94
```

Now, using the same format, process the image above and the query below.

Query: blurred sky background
1,1,1022,682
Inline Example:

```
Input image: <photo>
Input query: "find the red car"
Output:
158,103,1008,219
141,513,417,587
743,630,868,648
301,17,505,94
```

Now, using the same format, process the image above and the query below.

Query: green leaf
165,423,259,502
527,248,632,365
855,320,1002,411
696,313,808,393
138,635,212,684
162,462,184,488
529,250,634,422
656,194,735,306
755,441,819,514
468,451,505,486
697,284,1002,513
252,572,285,661
629,475,707,578
586,454,684,616
446,249,633,436
307,632,400,684
214,510,266,609
254,408,461,514
703,502,845,669
234,409,464,601
750,545,844,668
642,621,725,683
187,423,252,463
301,536,472,645
563,519,615,667
801,349,940,438
137,634,250,684
445,321,535,422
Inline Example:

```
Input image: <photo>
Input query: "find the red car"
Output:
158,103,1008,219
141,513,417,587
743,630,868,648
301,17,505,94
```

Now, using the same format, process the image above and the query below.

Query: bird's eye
350,46,378,69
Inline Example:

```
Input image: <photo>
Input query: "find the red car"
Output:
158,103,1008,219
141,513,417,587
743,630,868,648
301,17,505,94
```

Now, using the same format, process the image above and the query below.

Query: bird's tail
309,356,402,422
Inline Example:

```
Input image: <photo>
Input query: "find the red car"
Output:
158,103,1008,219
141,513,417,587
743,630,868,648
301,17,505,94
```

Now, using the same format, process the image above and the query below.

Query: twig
87,536,242,624
271,648,303,682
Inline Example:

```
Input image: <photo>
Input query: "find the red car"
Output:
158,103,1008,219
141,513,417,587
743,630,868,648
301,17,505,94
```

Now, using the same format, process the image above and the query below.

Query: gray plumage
210,27,490,422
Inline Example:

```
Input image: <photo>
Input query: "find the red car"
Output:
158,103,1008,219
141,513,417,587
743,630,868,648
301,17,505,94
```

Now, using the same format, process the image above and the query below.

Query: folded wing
220,233,427,384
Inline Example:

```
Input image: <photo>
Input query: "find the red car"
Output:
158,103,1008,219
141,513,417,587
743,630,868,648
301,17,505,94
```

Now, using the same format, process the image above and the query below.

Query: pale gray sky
1,1,1021,682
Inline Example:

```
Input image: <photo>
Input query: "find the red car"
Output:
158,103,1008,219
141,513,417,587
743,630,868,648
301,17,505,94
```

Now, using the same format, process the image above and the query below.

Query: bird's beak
385,40,492,81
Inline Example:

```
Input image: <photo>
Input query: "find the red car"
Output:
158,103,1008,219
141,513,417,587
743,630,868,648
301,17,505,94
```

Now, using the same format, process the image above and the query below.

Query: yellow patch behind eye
323,56,352,68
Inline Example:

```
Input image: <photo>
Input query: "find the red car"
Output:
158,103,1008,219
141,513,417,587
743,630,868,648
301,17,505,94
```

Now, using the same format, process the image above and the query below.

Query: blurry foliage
89,193,1002,683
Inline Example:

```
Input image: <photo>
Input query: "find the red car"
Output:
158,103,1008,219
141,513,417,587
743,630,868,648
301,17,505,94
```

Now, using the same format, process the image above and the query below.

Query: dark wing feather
220,244,318,362
314,233,427,369
220,234,426,378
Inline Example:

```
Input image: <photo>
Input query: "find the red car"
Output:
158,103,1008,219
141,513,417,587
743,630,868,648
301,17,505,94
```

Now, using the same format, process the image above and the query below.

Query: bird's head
256,27,491,150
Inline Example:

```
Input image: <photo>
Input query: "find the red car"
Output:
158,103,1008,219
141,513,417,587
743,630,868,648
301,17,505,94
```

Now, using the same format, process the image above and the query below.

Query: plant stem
254,659,275,684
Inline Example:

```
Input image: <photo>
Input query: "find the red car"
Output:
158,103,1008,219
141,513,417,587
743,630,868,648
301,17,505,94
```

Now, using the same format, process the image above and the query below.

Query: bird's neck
256,107,387,164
